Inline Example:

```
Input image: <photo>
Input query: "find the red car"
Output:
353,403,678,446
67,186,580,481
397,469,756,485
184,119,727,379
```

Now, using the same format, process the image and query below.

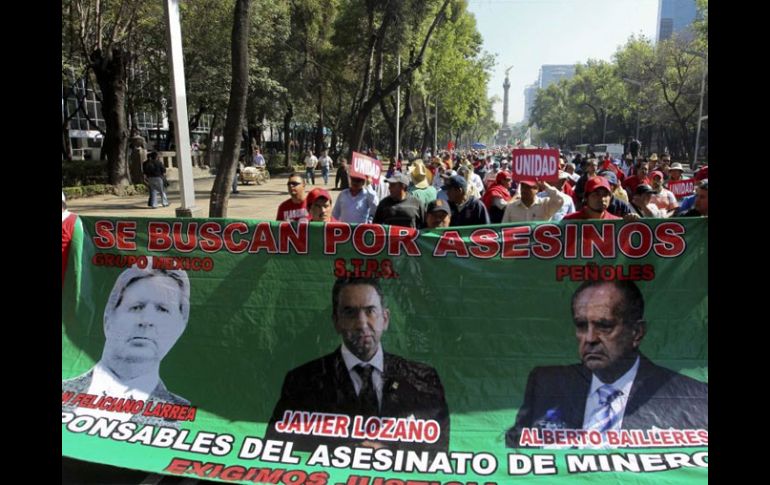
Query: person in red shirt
622,161,651,195
306,187,337,222
563,177,621,220
480,170,513,223
62,191,79,284
276,173,309,221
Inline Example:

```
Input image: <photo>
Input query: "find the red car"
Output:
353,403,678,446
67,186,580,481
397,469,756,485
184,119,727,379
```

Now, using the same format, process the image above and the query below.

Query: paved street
66,169,341,220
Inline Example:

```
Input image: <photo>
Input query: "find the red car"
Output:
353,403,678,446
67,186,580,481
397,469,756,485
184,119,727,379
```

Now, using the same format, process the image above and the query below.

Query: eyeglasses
287,181,302,187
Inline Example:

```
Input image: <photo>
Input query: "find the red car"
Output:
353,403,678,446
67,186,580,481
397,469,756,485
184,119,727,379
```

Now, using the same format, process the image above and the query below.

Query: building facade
656,0,697,42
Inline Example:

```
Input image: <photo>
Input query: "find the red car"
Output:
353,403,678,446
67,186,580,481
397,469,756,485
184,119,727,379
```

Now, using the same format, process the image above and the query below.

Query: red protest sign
447,140,455,151
511,148,560,182
668,179,695,199
350,151,383,185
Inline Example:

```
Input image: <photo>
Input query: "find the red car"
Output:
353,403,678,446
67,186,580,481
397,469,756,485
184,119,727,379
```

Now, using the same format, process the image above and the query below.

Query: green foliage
529,32,707,157
62,184,148,199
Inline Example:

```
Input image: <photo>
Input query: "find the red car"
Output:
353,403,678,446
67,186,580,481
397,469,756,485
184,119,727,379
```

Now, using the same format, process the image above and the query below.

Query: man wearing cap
332,174,379,223
306,188,336,222
481,171,514,223
649,171,678,216
596,171,635,219
276,173,310,221
629,184,665,218
667,162,687,183
62,192,79,284
373,172,425,228
408,159,438,207
538,172,575,222
424,199,452,229
598,171,629,204
563,177,622,220
443,174,490,226
681,180,708,217
621,161,651,195
502,179,563,223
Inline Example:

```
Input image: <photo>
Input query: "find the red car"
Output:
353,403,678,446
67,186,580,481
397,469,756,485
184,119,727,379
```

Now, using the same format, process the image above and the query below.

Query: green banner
62,217,708,484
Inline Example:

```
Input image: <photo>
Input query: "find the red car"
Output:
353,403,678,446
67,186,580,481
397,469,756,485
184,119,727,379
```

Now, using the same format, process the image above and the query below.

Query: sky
466,0,660,125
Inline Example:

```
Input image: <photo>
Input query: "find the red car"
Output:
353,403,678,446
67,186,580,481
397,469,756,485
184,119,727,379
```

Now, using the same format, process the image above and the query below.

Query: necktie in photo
354,364,379,416
587,384,623,432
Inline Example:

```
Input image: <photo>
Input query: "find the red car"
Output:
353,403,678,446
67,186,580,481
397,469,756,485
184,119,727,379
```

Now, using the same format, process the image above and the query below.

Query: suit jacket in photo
505,354,708,448
265,348,450,453
62,369,190,429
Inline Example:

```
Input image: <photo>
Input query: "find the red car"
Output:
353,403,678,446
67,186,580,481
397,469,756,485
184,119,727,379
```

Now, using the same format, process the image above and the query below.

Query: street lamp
684,49,708,167
622,78,642,141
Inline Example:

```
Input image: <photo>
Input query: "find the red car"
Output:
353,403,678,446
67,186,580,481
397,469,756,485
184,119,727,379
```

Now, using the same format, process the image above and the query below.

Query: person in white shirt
539,171,575,222
62,263,191,427
501,179,564,223
304,149,319,185
317,149,334,185
332,175,380,223
252,147,266,167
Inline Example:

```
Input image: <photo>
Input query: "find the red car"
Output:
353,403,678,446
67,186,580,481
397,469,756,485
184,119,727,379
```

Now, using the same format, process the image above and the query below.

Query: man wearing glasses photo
276,173,310,222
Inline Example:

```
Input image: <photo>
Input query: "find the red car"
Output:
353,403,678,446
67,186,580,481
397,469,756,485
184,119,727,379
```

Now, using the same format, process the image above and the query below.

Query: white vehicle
592,143,624,159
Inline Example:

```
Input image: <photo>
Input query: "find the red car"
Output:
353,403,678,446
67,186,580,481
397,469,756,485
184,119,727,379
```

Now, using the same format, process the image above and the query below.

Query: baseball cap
442,174,467,190
635,184,654,196
518,179,538,187
386,172,410,185
427,198,452,215
598,171,618,186
650,171,664,180
305,187,332,208
585,176,612,195
496,170,512,184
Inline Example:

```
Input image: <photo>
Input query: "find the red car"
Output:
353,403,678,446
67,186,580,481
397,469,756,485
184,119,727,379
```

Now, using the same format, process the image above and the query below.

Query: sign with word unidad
511,148,560,182
350,152,383,185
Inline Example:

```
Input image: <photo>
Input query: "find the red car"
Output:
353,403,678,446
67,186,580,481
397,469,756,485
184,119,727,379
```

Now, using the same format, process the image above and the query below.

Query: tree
69,0,146,188
209,0,251,217
342,0,452,153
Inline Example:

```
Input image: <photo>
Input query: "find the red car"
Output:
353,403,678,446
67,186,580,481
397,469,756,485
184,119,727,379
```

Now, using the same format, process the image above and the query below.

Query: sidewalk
66,169,341,221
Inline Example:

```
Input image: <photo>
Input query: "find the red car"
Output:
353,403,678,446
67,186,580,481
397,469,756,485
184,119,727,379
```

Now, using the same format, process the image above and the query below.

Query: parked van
592,143,624,159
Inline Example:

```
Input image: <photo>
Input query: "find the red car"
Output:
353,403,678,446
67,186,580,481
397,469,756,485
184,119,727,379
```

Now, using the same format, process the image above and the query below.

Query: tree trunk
315,87,325,154
91,46,130,188
421,96,431,153
209,0,251,218
283,101,293,168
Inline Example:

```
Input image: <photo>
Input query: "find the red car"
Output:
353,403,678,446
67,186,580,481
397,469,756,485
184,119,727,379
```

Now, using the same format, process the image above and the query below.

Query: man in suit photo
62,263,191,428
265,276,450,453
506,279,707,448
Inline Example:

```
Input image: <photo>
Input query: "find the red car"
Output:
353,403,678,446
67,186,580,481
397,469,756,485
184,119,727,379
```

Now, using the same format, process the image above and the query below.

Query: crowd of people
275,147,708,227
